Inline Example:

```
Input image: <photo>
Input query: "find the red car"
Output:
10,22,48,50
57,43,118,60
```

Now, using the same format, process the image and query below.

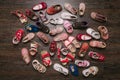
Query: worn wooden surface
0,0,120,80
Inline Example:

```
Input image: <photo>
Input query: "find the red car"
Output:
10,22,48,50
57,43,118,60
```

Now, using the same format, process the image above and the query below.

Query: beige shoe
79,3,85,16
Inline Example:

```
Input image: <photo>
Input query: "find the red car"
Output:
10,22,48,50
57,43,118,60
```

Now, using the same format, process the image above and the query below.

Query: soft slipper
69,64,79,76
86,28,100,39
72,21,88,29
46,4,62,15
39,11,48,22
64,3,77,15
63,20,73,33
12,29,24,44
53,63,69,75
32,2,47,11
61,48,69,56
25,24,40,32
22,33,35,43
49,41,57,56
64,40,76,53
79,3,85,16
21,48,30,64
32,59,46,73
75,60,90,67
49,26,64,36
78,42,89,57
49,18,64,25
76,34,92,41
29,41,39,56
98,26,109,40
25,9,39,21
89,40,106,48
41,50,52,66
36,22,50,34
61,12,78,20
91,12,107,22
11,10,27,23
88,51,105,61
68,36,81,48
53,33,68,41
82,66,99,77
36,32,49,44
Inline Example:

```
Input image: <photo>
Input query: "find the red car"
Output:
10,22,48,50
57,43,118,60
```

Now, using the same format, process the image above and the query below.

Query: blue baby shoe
69,64,79,76
25,24,40,32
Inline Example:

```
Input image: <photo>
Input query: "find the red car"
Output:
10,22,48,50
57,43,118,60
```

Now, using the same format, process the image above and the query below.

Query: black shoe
36,22,50,34
72,21,88,29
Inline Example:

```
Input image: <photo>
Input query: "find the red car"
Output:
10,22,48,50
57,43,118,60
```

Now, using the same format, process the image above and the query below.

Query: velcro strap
60,58,69,63
67,53,74,61
41,52,50,59
57,48,61,58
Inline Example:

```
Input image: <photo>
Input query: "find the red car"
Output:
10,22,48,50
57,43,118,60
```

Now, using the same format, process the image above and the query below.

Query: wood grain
0,0,120,80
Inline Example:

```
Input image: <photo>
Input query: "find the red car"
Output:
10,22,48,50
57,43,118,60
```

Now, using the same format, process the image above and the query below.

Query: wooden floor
0,0,120,80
